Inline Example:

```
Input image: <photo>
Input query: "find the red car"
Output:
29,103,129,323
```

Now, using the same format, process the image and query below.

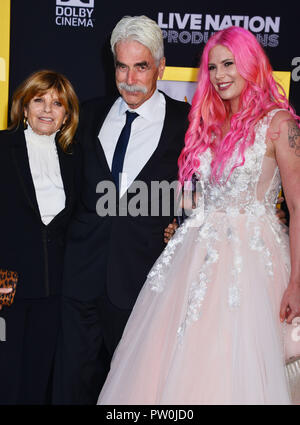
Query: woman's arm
271,110,300,323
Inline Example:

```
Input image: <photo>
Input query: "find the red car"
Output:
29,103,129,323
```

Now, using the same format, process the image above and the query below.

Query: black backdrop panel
9,0,299,112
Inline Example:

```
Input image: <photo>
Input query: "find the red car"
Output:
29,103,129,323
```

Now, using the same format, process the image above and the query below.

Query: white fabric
98,109,300,405
99,90,166,197
25,125,65,225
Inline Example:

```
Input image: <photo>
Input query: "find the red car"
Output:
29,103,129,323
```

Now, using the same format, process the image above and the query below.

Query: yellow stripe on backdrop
162,67,291,98
0,0,11,130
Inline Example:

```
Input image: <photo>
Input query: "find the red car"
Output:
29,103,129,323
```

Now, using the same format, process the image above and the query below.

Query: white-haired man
56,15,190,404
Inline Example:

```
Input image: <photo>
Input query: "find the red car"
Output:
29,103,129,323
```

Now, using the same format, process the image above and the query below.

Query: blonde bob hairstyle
9,70,79,152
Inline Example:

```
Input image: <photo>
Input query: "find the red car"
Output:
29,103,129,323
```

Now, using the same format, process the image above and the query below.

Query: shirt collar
118,89,164,122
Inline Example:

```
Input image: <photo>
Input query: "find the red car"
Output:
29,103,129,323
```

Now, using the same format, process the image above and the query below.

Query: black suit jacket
63,92,190,308
0,127,77,299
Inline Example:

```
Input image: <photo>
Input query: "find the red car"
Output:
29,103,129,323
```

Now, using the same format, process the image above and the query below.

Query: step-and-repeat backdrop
0,0,299,129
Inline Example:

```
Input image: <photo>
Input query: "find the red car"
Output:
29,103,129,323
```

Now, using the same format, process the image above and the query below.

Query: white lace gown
98,110,299,405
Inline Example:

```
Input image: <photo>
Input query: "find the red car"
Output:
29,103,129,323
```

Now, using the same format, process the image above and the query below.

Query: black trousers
0,296,61,405
53,293,131,405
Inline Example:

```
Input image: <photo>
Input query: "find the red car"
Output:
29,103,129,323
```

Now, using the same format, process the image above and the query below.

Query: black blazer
62,92,190,308
0,127,78,299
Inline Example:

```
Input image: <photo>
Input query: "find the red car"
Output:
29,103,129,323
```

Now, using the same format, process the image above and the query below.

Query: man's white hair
110,15,164,66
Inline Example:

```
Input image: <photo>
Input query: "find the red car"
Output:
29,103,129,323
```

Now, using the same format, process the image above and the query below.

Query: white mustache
118,82,147,94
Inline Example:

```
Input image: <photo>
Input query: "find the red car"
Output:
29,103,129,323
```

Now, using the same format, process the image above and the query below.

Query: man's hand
164,219,178,243
276,196,287,225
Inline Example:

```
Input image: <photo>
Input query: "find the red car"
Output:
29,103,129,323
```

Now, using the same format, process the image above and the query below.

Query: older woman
0,70,79,404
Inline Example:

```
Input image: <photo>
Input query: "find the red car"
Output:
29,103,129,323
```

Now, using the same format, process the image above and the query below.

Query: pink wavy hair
178,26,299,186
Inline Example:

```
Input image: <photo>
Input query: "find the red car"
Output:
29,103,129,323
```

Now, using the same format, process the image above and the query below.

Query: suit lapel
92,100,114,177
94,136,111,176
11,128,41,219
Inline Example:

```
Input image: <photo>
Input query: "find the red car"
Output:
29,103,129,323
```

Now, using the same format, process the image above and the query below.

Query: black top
0,126,79,299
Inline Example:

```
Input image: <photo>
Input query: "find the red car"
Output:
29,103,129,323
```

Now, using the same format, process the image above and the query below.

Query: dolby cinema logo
55,0,95,28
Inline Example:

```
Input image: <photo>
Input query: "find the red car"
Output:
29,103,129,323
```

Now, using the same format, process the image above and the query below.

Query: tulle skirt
98,212,299,405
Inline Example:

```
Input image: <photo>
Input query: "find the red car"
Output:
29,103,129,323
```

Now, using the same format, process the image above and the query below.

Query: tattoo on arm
288,121,300,157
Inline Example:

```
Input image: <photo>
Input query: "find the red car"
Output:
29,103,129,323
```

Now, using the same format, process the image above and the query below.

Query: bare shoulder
268,109,300,158
269,109,294,128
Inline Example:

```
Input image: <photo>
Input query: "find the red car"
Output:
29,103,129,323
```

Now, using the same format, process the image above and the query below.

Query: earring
23,116,28,129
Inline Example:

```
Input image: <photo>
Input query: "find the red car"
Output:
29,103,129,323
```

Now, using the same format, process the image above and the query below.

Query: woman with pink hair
98,26,300,404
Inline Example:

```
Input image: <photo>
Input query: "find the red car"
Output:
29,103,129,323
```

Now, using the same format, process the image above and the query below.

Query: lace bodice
197,109,282,218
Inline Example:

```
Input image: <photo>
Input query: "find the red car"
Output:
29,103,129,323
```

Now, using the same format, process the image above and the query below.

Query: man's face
115,40,165,109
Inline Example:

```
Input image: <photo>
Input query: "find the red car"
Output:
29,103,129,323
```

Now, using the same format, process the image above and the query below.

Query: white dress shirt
99,90,166,197
25,125,66,225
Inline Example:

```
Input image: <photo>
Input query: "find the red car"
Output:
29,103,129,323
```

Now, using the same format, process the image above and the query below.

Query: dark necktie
111,110,139,191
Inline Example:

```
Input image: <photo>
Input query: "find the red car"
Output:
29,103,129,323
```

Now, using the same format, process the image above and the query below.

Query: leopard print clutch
0,269,18,307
